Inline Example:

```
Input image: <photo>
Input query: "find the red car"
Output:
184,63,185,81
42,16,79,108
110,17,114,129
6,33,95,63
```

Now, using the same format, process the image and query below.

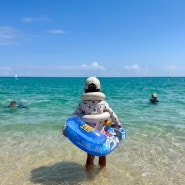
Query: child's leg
86,154,95,167
99,156,106,167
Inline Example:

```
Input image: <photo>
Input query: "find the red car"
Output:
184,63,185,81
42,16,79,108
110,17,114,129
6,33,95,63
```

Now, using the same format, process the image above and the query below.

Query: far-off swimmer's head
152,93,158,98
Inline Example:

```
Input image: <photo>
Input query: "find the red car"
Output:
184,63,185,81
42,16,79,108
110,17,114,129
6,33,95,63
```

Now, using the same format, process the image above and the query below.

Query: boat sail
15,74,18,79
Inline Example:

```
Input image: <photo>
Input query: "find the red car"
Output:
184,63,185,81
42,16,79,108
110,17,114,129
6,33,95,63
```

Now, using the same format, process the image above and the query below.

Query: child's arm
104,102,122,127
72,103,83,116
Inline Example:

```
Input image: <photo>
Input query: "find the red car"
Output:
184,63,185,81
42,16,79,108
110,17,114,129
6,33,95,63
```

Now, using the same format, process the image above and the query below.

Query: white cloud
124,64,141,72
53,62,105,72
164,65,179,71
21,17,34,23
0,66,13,76
0,26,30,46
123,64,149,76
0,26,20,45
1,62,106,77
80,62,106,71
48,29,65,34
163,65,185,76
21,16,51,23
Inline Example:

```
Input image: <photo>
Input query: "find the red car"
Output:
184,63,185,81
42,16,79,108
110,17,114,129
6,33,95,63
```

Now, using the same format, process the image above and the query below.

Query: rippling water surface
0,77,184,185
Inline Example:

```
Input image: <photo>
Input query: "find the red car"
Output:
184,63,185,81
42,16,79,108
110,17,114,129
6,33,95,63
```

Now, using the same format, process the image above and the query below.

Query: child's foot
85,163,94,171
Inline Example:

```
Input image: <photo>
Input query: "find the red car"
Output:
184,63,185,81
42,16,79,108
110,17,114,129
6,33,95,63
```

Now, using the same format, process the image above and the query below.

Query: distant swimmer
150,93,159,103
5,101,28,109
10,100,17,109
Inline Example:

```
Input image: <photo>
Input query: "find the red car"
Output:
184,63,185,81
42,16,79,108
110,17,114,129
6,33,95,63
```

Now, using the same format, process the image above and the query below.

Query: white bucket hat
152,93,157,98
85,77,101,90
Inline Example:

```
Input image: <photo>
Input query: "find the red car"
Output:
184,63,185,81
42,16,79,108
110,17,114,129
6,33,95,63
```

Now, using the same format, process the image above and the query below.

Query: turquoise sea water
0,77,184,185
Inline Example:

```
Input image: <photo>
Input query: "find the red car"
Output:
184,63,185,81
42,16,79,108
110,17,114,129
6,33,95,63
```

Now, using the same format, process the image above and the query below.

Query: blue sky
0,0,185,77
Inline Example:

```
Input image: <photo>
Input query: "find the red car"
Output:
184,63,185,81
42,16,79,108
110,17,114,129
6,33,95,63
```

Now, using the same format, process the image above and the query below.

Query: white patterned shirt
73,100,121,131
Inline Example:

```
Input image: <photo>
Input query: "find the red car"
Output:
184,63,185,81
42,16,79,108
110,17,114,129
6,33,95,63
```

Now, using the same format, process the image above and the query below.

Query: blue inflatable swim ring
64,115,126,156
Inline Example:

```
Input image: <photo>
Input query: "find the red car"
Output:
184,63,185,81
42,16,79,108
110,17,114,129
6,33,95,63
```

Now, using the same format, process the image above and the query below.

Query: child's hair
85,86,100,93
10,101,16,106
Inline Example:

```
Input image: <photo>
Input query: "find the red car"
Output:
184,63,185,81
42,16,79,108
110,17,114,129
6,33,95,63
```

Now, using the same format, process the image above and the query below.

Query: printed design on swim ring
64,115,126,156
81,92,105,101
81,112,110,123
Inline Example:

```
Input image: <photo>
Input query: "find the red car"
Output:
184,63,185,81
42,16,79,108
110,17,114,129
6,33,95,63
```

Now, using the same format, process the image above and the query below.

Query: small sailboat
15,74,18,80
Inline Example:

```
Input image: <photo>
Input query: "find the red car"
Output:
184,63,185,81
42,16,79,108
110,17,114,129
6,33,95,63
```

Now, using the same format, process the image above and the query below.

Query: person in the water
10,101,17,109
150,93,159,103
7,101,28,109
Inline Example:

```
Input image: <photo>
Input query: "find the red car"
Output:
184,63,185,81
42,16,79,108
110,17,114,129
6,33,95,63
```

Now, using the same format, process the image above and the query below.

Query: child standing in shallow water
64,77,122,168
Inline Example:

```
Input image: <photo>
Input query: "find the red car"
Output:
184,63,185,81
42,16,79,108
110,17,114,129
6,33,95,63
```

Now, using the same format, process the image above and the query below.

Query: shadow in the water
30,161,100,185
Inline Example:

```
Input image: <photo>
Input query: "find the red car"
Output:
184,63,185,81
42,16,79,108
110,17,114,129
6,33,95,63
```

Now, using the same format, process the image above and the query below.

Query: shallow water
0,77,185,185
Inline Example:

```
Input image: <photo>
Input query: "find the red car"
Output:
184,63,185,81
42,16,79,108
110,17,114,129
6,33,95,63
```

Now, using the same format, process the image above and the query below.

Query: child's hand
104,120,112,126
111,123,122,129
